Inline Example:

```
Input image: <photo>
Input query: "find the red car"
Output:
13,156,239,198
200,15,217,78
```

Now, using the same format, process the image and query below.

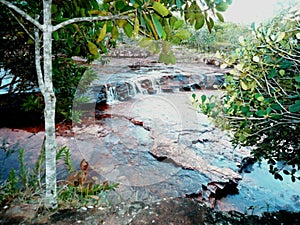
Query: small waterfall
88,68,225,107
106,85,118,103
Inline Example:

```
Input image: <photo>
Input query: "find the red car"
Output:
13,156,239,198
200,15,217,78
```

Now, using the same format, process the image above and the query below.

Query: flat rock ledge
1,198,299,225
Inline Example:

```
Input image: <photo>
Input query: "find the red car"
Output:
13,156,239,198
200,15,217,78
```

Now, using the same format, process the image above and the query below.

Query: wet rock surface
1,47,300,224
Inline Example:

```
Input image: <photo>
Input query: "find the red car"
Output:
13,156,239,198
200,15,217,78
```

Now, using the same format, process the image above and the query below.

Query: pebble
81,206,87,211
87,205,94,209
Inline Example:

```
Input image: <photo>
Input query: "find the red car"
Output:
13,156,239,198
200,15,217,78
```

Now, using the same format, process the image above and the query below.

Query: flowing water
1,58,299,215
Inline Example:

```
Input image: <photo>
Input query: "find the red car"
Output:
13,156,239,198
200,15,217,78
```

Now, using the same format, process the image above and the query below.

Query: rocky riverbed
1,46,300,224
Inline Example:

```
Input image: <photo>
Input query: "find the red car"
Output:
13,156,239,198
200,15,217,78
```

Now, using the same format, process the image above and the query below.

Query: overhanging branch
52,14,133,31
0,0,43,30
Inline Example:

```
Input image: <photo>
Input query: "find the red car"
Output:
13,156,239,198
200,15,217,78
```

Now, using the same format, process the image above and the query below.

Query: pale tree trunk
0,0,130,209
42,0,57,208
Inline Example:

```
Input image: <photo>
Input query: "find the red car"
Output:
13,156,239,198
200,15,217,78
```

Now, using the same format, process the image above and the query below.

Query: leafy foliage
0,0,230,120
185,22,251,53
0,145,73,206
193,8,300,181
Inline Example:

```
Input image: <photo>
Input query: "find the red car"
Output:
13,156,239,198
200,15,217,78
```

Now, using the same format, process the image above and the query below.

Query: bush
194,8,300,181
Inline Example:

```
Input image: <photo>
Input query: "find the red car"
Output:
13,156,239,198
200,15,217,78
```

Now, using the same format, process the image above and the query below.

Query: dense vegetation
194,7,300,181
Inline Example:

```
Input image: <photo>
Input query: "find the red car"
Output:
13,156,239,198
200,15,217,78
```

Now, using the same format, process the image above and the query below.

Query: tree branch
53,14,133,32
0,0,43,30
9,10,34,40
34,15,45,93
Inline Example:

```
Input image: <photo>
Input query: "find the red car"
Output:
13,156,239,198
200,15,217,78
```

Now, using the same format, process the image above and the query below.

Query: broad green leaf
216,12,224,22
116,0,125,10
96,22,107,43
169,52,176,64
195,13,205,29
240,80,248,90
153,1,170,17
267,69,277,79
289,100,300,113
201,95,206,103
139,37,152,47
124,23,133,37
176,0,182,8
254,93,264,101
111,25,119,39
240,106,250,114
295,76,300,82
152,15,164,38
256,110,265,117
53,31,59,41
279,69,285,76
173,20,184,30
116,19,127,28
87,41,98,56
216,2,229,12
175,30,191,40
133,16,139,38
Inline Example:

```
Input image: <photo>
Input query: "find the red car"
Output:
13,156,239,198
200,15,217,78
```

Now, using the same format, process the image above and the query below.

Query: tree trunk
43,0,57,208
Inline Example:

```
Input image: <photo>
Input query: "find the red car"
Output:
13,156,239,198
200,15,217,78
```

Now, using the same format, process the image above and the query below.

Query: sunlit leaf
152,1,170,17
87,41,98,56
174,30,191,40
173,20,184,30
240,80,248,90
96,22,107,43
111,25,119,39
133,16,139,38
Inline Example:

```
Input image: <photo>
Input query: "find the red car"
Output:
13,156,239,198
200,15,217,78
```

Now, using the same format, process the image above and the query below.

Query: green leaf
87,41,98,56
153,1,170,17
295,76,300,82
289,100,300,113
176,0,182,8
116,0,125,10
240,80,248,90
152,16,164,38
195,13,205,30
124,23,133,37
255,110,265,117
216,2,229,12
254,93,264,101
173,20,184,30
175,30,191,40
111,25,119,39
53,31,59,41
133,16,139,38
96,22,107,43
279,69,285,76
216,12,224,22
267,69,277,79
201,95,207,103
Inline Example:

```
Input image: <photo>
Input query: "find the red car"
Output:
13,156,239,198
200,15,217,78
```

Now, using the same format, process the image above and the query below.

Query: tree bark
42,0,57,208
